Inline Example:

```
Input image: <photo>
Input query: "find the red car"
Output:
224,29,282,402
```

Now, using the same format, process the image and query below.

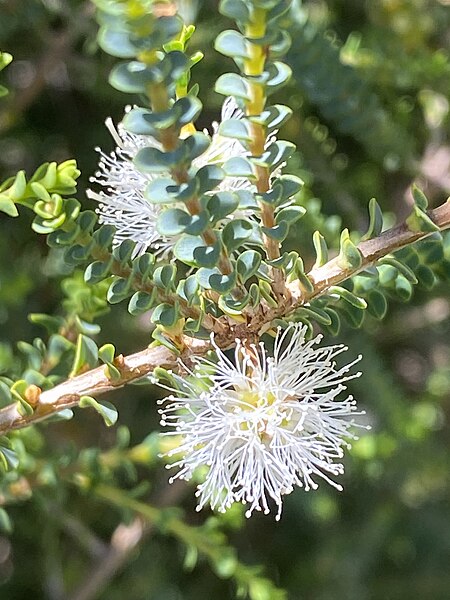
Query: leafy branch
0,196,448,435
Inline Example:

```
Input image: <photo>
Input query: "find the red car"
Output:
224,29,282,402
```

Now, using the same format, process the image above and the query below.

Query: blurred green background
1,0,450,598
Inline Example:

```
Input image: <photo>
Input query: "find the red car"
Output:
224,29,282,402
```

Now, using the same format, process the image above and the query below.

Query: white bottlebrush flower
159,323,364,521
87,98,255,257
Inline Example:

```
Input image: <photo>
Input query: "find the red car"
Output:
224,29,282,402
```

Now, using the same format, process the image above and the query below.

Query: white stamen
158,323,365,520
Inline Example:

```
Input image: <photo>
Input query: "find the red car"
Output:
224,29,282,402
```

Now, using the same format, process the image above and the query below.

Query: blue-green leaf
215,30,250,59
207,192,239,223
151,303,179,327
79,396,118,427
215,73,251,100
98,26,138,58
70,335,98,377
153,264,177,290
236,250,261,282
338,229,362,269
219,118,252,141
362,198,383,240
219,0,250,22
128,290,156,315
222,219,253,252
223,157,255,179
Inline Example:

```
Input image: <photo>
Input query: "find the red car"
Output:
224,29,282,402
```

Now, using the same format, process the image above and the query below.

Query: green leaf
98,26,138,58
109,61,154,94
135,134,210,173
135,253,155,280
272,175,303,201
378,257,418,284
218,292,251,314
5,170,26,200
312,231,328,267
0,195,18,217
153,264,177,290
261,221,289,242
151,303,179,327
84,260,112,284
0,381,12,407
0,446,19,471
124,96,203,136
208,271,237,294
215,73,251,100
249,283,260,306
416,234,444,264
293,257,314,293
367,289,388,320
223,157,255,179
107,278,131,304
406,206,439,233
296,306,332,326
70,335,98,376
175,236,221,268
393,274,413,301
213,547,238,578
259,280,278,307
323,307,341,336
362,198,383,240
113,239,136,264
146,177,179,204
157,208,209,236
215,30,250,59
128,291,156,315
152,328,182,354
191,167,222,198
176,276,199,303
79,396,118,427
222,219,253,252
340,303,365,328
219,118,252,141
412,184,428,210
29,313,65,334
275,205,306,226
0,52,13,70
74,317,101,336
265,61,292,90
0,508,12,533
237,250,261,282
249,104,292,130
268,28,292,57
207,192,239,223
251,140,295,170
98,343,115,364
328,286,367,309
93,224,116,249
338,229,362,269
219,0,250,22
416,264,437,289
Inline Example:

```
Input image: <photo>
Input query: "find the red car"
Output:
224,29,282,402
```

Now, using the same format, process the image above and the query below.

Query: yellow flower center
238,389,276,408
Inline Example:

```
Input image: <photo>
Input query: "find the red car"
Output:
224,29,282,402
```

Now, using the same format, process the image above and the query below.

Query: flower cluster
159,323,364,520
87,98,254,257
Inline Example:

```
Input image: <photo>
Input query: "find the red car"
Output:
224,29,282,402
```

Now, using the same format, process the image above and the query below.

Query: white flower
159,323,364,521
87,98,254,257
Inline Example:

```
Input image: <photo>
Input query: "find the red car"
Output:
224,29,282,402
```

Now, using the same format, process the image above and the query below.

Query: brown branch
296,201,450,304
0,199,449,435
0,345,178,435
68,481,186,600
68,517,146,600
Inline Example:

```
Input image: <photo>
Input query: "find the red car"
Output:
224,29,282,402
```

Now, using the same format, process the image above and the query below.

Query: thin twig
68,480,186,600
45,502,108,560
